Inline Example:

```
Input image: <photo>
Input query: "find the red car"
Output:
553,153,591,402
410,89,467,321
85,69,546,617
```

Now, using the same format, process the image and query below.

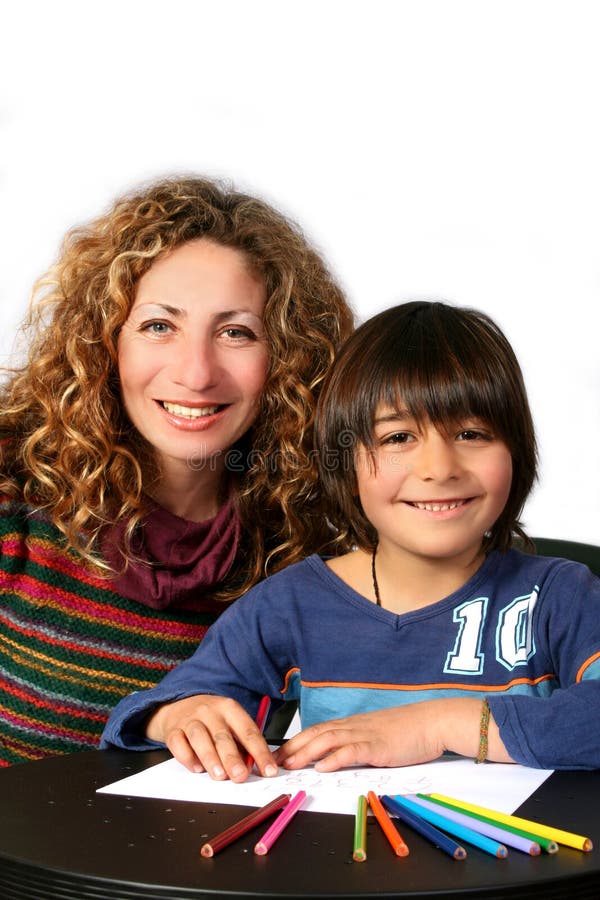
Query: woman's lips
156,400,229,431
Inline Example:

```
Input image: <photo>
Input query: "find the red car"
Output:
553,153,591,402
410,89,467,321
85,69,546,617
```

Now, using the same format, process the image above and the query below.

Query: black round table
0,749,599,899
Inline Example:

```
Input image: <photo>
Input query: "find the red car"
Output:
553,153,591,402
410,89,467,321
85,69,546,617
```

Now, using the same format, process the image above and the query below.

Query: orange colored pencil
367,791,410,857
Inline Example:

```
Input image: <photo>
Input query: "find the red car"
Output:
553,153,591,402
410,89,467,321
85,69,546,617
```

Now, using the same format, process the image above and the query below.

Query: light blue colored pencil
407,795,540,856
392,795,508,858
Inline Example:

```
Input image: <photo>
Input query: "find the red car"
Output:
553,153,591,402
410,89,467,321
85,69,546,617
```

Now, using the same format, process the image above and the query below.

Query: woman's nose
170,338,221,392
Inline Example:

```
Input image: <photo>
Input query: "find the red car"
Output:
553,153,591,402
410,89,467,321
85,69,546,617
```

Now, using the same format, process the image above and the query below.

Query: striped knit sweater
0,497,224,766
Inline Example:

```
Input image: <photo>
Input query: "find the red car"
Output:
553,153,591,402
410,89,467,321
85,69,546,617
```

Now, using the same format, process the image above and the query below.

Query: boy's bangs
366,338,506,442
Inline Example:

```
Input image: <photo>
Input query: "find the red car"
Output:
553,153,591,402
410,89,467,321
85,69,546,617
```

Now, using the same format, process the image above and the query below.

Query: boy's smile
409,498,467,510
356,405,513,573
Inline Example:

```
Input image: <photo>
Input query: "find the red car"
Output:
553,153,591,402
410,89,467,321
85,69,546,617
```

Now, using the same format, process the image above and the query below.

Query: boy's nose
415,433,461,482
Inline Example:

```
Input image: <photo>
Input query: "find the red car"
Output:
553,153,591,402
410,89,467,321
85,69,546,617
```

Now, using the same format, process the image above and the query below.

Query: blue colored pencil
408,795,540,856
392,795,508,858
380,795,467,860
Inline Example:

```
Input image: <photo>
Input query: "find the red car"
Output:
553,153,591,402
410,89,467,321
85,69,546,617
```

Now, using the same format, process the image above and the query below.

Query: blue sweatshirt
101,550,600,769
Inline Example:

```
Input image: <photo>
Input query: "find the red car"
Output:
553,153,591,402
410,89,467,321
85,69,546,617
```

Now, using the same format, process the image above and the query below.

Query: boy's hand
274,703,443,772
145,695,279,781
273,698,512,772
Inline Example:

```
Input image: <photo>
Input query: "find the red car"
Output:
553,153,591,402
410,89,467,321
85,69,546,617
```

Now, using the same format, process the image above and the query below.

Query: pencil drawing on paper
254,768,434,797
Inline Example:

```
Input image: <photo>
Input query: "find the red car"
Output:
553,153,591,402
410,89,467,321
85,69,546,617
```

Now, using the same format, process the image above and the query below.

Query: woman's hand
145,694,279,781
273,698,513,772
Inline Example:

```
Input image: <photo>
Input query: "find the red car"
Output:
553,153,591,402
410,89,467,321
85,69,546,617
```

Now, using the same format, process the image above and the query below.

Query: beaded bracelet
475,697,490,764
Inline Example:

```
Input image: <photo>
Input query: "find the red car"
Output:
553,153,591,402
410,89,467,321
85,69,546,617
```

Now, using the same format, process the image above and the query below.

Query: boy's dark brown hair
315,300,537,554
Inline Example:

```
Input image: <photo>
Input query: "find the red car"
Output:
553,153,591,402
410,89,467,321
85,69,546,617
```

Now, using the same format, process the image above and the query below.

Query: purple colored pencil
392,795,507,858
405,795,540,856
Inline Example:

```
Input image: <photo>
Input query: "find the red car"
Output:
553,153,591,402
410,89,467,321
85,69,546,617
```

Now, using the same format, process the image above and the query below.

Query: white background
1,0,598,544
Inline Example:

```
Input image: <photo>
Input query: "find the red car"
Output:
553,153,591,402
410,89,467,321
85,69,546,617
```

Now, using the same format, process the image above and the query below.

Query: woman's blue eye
144,321,170,334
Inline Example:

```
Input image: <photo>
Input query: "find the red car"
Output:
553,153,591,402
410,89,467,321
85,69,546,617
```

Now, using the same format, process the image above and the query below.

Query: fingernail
231,763,246,778
265,764,278,777
213,765,224,777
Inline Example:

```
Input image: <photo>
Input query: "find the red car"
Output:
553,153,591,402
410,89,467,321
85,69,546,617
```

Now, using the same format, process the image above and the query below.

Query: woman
0,176,353,765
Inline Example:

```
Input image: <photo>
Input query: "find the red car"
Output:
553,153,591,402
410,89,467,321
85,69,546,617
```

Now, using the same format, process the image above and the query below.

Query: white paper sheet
98,754,553,816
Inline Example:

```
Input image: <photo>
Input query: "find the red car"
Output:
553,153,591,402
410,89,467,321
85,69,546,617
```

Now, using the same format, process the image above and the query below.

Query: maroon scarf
100,497,241,610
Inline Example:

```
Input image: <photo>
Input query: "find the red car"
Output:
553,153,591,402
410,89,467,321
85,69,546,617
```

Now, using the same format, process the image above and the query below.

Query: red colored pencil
245,695,271,771
200,793,291,857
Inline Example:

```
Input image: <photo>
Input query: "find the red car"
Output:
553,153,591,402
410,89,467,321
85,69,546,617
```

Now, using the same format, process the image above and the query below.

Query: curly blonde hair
0,176,354,598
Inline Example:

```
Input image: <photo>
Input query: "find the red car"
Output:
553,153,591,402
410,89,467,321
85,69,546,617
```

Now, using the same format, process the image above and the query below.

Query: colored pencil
367,791,410,857
353,795,368,861
417,794,557,853
245,695,272,771
381,795,467,860
254,790,307,855
200,793,291,857
408,795,540,856
427,793,592,852
393,795,507,858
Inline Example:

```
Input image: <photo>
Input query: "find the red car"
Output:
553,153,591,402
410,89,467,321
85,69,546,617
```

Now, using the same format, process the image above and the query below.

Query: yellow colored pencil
428,793,593,852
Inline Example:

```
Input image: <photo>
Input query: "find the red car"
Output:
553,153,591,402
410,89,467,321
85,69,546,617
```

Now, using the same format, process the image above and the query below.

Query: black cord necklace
371,541,382,606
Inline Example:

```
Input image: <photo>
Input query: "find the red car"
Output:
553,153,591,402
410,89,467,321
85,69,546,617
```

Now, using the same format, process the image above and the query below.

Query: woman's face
117,239,269,482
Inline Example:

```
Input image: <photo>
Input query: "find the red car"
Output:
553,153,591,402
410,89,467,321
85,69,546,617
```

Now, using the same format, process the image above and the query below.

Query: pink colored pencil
200,793,291,857
254,790,307,855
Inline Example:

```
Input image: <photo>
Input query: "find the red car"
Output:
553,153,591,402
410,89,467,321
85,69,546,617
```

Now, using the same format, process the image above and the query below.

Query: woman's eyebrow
132,302,183,317
212,308,263,322
130,305,262,321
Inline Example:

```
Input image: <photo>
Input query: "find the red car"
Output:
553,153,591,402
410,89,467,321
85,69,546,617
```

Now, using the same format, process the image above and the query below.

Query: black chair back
532,537,600,578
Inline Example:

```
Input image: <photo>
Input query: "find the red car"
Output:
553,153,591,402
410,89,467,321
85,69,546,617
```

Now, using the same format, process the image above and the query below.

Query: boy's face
355,404,513,568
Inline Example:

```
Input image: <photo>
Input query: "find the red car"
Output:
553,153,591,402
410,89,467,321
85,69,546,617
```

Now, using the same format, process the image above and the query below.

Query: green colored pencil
353,794,367,862
418,794,560,853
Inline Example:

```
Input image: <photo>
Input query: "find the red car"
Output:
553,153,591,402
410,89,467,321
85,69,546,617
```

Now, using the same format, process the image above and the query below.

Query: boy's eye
382,432,414,445
456,429,489,441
